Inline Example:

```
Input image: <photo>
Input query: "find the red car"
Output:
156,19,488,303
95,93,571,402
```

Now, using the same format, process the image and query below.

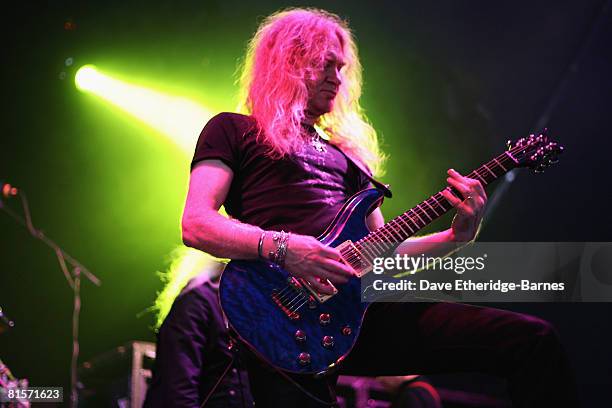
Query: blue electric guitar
219,131,562,374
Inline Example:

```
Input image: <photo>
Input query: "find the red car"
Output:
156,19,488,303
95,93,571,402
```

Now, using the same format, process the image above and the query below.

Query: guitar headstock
506,129,564,173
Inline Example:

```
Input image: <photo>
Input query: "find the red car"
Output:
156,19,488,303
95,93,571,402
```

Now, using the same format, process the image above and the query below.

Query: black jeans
243,302,578,407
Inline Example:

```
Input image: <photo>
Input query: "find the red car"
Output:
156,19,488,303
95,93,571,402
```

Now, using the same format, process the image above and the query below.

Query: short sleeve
191,113,240,172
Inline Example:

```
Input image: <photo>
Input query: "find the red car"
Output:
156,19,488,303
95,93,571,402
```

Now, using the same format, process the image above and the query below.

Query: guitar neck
354,150,520,260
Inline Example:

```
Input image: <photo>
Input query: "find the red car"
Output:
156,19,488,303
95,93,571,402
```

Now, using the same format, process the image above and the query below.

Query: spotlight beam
75,65,213,154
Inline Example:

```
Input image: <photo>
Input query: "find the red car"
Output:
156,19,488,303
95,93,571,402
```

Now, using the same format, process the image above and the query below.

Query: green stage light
74,65,213,154
74,64,99,91
74,65,230,309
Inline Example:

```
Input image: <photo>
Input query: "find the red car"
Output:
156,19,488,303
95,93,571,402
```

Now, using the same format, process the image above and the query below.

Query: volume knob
322,335,335,349
319,313,331,326
295,330,306,343
297,352,311,366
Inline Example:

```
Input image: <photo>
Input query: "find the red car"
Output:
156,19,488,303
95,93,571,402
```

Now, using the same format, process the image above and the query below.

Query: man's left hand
440,168,487,242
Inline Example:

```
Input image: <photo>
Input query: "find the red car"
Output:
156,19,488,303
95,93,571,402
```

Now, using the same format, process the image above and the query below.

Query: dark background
1,0,611,405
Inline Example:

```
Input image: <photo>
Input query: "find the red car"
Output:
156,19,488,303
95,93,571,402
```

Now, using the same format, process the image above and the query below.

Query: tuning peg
507,140,513,150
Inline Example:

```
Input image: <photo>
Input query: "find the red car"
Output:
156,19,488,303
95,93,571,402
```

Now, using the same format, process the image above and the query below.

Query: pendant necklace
310,124,330,153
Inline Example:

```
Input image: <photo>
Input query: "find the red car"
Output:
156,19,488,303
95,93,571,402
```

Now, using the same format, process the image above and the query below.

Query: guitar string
289,298,310,313
276,285,303,304
274,286,308,314
284,291,308,309
274,286,294,302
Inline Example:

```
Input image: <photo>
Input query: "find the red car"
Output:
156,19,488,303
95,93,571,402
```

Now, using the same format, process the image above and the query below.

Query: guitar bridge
270,277,309,320
300,277,337,303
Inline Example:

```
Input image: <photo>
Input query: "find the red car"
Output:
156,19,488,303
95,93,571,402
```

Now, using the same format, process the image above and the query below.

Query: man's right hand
282,235,354,294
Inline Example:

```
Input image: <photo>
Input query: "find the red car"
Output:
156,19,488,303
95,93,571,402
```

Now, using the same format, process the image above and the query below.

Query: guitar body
219,188,385,374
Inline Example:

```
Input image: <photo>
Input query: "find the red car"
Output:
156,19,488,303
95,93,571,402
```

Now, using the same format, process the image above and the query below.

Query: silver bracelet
268,231,281,262
268,230,290,266
276,232,290,267
257,231,266,259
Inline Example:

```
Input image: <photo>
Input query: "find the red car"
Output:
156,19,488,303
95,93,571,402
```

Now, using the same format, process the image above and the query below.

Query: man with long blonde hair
182,8,576,407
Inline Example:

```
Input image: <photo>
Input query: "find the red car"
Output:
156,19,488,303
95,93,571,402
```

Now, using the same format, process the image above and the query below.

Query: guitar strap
334,144,393,198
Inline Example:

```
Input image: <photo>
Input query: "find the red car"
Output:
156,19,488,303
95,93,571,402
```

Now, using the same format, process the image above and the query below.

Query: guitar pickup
335,240,372,278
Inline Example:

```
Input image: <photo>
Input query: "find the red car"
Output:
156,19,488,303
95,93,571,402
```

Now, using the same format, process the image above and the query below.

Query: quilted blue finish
219,188,384,374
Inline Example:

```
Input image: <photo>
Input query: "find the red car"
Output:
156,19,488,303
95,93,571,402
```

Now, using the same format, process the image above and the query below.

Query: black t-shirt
191,112,370,237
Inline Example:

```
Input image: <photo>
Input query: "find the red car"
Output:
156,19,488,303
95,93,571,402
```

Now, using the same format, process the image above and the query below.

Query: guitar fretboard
351,149,520,263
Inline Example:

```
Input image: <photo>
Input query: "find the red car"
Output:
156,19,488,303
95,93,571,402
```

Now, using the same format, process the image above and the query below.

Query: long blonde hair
152,246,225,329
237,8,386,176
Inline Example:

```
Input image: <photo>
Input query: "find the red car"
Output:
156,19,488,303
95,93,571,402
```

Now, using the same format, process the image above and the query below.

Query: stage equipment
336,376,400,408
0,183,101,408
76,341,513,407
78,342,155,408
